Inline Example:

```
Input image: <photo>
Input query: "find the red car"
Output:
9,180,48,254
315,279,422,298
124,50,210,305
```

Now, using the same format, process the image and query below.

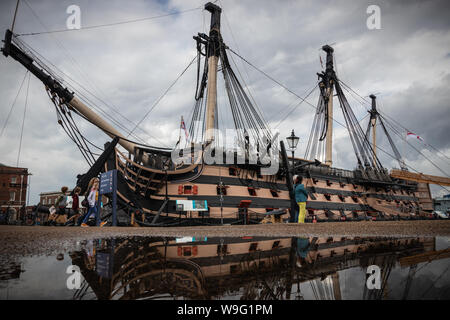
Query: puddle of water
0,236,449,300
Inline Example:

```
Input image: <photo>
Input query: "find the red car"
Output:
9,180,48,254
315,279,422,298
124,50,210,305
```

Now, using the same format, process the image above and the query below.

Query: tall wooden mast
204,2,222,143
322,45,335,166
369,94,377,167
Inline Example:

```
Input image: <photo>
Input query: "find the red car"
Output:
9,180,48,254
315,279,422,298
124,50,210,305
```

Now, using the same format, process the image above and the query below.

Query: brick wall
0,165,28,212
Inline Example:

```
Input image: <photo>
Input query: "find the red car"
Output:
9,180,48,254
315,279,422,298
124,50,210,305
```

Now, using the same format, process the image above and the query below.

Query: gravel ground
0,220,449,256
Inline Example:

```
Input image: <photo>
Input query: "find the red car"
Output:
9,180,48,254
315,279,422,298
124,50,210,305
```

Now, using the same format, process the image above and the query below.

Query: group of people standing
47,177,106,227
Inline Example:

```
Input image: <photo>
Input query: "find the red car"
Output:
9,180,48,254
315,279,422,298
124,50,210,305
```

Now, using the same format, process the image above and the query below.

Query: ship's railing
115,148,200,176
115,150,161,190
305,165,355,179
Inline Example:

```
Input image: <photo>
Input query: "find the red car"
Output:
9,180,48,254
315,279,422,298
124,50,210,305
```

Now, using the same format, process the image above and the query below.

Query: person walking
293,175,308,223
66,186,81,226
56,186,69,215
49,186,69,225
81,178,107,227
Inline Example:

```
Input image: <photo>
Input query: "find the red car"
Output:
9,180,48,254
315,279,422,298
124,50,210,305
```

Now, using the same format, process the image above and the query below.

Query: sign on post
176,200,208,212
99,169,118,226
96,239,115,279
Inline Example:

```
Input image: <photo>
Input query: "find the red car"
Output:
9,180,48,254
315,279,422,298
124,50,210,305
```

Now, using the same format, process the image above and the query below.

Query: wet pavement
1,221,450,256
0,223,450,300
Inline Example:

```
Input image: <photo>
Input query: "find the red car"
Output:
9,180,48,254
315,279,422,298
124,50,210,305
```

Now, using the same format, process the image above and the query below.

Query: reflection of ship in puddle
0,258,23,281
70,236,449,300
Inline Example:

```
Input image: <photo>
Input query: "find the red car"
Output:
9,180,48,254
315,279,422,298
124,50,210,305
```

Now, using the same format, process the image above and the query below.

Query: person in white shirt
81,178,107,227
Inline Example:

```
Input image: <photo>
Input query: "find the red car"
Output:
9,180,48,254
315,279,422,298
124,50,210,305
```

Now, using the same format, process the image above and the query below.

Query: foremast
369,94,378,167
204,2,222,144
320,45,335,167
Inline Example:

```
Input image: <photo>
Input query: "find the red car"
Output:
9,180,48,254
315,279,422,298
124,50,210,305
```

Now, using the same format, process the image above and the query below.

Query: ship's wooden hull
105,148,433,226
70,236,436,299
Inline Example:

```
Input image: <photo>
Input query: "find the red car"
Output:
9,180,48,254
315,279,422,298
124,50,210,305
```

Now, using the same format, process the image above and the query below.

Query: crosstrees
305,45,385,174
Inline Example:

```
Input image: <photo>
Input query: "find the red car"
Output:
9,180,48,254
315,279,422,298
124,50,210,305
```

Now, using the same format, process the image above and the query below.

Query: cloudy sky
0,0,449,204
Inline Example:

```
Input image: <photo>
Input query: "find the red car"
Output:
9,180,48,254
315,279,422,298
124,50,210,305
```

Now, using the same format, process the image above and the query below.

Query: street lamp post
27,173,32,206
286,130,299,175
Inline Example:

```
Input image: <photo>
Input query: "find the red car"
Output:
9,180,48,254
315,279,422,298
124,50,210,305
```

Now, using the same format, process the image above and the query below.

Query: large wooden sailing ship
69,235,440,300
2,2,448,226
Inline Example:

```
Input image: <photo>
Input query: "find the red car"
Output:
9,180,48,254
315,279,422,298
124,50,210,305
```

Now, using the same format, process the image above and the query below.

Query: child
81,178,107,227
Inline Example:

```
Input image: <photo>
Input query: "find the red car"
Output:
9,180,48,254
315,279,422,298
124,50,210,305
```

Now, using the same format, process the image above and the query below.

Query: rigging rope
221,44,274,150
128,55,197,138
17,1,171,147
15,5,203,37
47,90,96,165
11,0,20,33
15,35,167,147
227,47,449,186
228,47,320,118
16,72,30,167
336,78,450,182
1,70,28,137
339,79,450,165
11,0,448,190
380,108,450,164
275,84,319,129
219,0,269,125
72,110,173,151
379,114,449,177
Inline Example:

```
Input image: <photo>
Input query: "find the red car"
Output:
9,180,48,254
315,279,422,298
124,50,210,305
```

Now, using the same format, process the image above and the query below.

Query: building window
42,198,46,205
248,187,257,196
270,189,279,197
9,192,15,201
229,167,238,176
183,185,192,194
230,265,239,274
183,247,192,257
217,185,227,196
11,177,17,184
217,244,228,255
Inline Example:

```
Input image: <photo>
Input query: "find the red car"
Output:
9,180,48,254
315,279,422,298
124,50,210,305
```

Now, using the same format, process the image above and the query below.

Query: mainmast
369,94,378,167
321,45,335,166
204,2,221,143
306,45,387,175
364,93,408,171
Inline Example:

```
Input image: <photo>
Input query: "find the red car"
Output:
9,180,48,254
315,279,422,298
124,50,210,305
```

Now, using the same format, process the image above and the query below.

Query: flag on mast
181,116,189,141
406,131,423,141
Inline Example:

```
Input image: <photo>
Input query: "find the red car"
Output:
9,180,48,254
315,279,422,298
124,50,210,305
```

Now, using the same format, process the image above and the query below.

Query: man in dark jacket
293,175,308,223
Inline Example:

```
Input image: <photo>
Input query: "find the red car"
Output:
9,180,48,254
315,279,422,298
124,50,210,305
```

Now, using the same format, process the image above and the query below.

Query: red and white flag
406,131,423,141
181,116,189,141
